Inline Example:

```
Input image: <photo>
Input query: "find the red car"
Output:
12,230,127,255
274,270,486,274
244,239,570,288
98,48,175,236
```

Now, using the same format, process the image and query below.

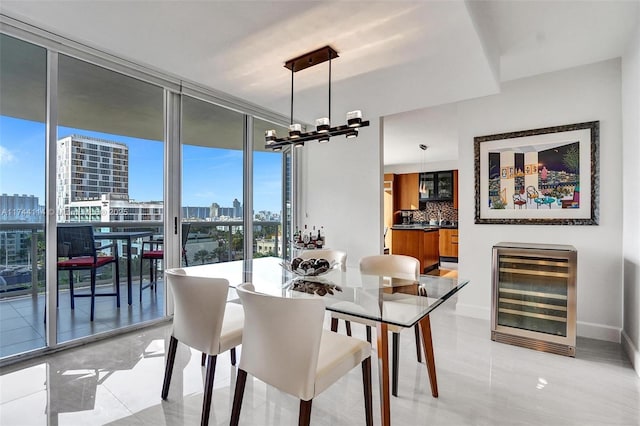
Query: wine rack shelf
491,242,577,357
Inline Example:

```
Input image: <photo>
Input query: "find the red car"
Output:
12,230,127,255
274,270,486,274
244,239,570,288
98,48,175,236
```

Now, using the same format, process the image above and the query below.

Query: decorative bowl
287,279,342,296
280,257,336,277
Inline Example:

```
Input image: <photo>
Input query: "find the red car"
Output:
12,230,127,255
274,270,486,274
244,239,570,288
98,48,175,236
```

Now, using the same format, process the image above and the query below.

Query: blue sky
0,116,282,213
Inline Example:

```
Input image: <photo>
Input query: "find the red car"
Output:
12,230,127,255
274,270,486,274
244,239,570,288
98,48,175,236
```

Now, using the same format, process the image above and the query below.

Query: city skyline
0,116,282,213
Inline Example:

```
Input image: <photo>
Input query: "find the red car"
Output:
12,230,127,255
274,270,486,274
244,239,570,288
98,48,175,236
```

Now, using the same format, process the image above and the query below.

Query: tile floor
1,292,638,426
0,280,165,358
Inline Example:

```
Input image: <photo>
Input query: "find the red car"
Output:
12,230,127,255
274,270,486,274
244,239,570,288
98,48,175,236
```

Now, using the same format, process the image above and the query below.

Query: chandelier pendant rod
328,49,332,125
290,65,294,125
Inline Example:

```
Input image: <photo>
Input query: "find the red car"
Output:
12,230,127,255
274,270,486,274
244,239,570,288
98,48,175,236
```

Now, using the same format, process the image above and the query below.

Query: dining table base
376,316,438,426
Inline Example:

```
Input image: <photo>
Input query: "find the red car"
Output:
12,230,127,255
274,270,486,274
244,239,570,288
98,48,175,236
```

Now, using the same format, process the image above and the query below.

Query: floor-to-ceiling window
0,34,48,358
252,119,288,260
0,22,291,363
181,95,244,271
55,54,164,343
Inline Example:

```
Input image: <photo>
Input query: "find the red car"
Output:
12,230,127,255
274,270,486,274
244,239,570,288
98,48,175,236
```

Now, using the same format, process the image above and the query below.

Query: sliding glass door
181,95,244,273
0,24,291,363
56,54,165,343
0,34,47,358
252,119,288,260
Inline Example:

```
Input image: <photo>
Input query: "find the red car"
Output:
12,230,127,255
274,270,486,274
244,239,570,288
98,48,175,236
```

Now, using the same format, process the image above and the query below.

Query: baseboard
621,330,640,378
453,304,623,344
454,302,491,320
576,321,621,343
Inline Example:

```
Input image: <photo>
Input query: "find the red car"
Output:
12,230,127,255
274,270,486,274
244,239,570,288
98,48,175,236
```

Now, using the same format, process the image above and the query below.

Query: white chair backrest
359,255,420,281
297,249,347,272
236,283,325,400
165,268,230,355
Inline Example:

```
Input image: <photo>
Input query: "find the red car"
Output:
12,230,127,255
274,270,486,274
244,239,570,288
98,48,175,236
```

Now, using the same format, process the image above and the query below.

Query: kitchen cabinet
397,173,419,210
391,228,439,273
422,230,440,270
439,228,459,259
419,171,454,201
383,173,397,252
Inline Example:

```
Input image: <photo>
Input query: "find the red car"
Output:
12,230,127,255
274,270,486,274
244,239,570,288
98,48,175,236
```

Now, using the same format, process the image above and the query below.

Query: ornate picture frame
474,121,599,225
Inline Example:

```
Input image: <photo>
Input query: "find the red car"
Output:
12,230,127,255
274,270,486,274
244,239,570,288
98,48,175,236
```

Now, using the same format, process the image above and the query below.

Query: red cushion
142,250,163,259
58,256,115,268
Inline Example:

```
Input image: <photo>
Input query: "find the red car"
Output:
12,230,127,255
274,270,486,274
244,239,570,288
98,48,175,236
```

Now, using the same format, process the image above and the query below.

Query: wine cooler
491,242,577,357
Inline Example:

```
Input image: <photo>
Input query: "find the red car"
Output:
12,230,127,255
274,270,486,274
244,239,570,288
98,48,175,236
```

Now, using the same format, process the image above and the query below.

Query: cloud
0,146,16,165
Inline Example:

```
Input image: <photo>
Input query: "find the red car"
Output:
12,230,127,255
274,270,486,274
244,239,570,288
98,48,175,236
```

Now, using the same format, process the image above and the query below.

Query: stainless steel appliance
401,210,412,224
491,242,577,357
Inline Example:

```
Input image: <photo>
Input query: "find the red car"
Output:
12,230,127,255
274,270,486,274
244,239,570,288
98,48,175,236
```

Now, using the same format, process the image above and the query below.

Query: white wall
621,7,640,375
456,59,624,342
297,118,382,267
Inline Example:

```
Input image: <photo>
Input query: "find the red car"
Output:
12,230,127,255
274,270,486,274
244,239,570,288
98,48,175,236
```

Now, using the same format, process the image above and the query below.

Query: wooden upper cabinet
397,173,419,210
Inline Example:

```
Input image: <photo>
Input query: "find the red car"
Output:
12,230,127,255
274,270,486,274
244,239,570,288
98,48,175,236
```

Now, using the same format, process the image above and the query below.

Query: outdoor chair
56,225,120,321
139,223,190,301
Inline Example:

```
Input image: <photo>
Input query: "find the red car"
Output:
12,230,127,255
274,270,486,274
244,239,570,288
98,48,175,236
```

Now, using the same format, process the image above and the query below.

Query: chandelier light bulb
315,117,330,133
289,123,302,138
347,110,363,127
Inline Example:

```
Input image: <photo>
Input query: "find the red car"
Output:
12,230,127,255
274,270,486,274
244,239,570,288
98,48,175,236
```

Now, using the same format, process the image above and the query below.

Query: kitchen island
391,225,442,272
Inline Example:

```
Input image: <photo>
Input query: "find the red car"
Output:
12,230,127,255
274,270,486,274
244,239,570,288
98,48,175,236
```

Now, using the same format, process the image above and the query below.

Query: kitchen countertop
392,224,458,230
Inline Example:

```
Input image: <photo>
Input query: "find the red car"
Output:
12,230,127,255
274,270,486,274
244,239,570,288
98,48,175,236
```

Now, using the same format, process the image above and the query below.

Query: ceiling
1,0,638,167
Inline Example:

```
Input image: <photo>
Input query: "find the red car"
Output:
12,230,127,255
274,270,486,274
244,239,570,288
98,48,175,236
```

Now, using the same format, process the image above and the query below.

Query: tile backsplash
411,201,458,223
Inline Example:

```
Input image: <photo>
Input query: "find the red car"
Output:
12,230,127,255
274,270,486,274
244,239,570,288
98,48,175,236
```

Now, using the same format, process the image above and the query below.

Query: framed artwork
474,121,599,225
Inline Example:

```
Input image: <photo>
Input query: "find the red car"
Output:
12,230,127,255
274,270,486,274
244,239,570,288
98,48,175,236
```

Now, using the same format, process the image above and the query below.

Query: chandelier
265,46,370,150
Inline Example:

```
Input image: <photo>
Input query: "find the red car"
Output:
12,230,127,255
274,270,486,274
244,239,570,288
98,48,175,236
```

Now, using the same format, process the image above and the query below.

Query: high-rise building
0,194,43,222
56,135,129,221
233,198,242,219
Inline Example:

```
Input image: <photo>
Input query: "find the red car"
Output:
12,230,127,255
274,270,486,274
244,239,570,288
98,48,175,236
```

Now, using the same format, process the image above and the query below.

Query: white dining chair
161,269,244,426
330,254,423,397
230,283,373,426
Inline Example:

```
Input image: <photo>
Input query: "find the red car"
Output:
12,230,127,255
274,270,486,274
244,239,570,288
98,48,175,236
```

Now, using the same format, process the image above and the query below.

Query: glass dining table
177,257,469,426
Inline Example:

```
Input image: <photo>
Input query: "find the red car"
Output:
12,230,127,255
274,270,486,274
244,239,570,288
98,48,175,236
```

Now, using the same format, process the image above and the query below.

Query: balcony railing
0,220,281,299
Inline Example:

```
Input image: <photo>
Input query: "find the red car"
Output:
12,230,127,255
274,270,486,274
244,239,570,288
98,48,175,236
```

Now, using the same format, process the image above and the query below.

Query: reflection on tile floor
1,300,638,426
0,280,165,358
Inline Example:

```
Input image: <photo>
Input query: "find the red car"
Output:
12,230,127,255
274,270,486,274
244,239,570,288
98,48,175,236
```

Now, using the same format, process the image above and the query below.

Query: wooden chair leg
161,336,178,399
201,352,206,366
201,354,217,426
392,332,399,397
230,369,248,426
345,320,352,336
330,317,338,332
231,347,237,366
366,326,372,343
414,324,422,363
299,399,313,426
362,357,373,426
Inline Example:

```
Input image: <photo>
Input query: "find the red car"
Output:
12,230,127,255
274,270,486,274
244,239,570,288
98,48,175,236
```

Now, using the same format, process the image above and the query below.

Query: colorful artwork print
487,142,580,210
474,121,599,225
